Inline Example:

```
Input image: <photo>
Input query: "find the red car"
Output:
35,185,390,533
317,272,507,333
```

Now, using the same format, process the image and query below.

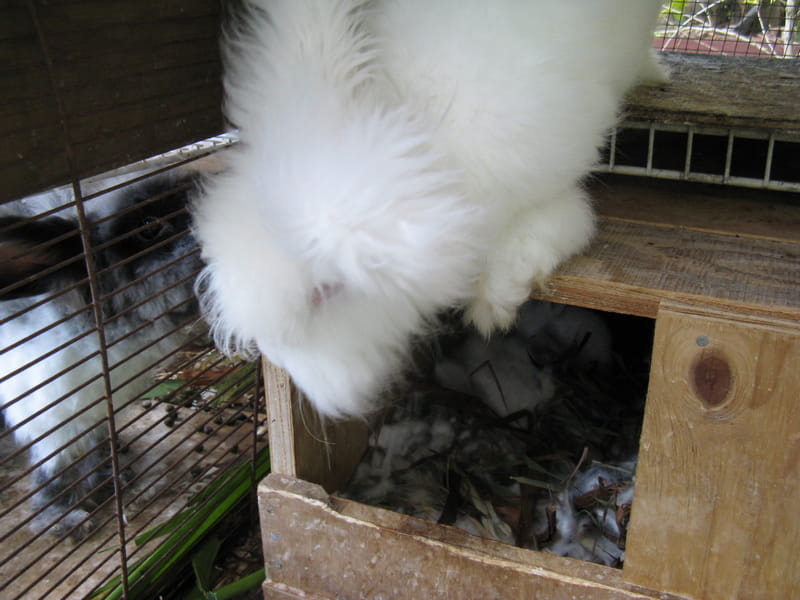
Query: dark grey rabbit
0,171,204,539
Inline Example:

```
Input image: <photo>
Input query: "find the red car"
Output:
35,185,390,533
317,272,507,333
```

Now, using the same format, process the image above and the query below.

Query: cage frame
3,3,800,599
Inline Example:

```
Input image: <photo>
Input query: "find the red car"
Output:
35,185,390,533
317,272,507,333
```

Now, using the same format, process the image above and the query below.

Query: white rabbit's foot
464,191,595,337
464,268,550,337
464,298,515,336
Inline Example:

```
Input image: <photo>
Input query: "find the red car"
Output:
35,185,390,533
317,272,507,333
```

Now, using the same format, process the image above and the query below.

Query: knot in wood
691,354,732,408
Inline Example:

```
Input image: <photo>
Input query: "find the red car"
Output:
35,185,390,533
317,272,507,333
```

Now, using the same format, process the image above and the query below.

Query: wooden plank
263,584,322,600
10,0,220,34
624,303,800,600
590,177,800,244
534,212,800,321
259,473,690,600
1,18,219,72
626,53,800,132
263,360,369,494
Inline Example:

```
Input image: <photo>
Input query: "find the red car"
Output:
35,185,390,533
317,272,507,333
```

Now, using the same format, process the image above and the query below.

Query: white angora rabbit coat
193,0,665,417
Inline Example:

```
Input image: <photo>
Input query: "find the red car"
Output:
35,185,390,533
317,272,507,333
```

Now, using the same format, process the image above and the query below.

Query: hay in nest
342,301,650,567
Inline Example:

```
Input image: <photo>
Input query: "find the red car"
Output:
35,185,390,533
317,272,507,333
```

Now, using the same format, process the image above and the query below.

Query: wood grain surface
263,359,369,495
624,303,800,600
626,53,800,132
536,179,800,320
259,473,691,600
1,1,224,202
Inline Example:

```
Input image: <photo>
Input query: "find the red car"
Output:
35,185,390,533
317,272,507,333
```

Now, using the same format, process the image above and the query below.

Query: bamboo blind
1,0,225,203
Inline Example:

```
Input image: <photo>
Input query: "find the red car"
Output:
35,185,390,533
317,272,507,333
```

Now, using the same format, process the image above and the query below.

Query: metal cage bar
596,120,800,192
0,133,264,600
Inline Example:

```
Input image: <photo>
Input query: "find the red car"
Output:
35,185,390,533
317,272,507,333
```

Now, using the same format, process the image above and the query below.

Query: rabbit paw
465,268,550,337
464,191,595,337
465,296,523,337
30,504,97,542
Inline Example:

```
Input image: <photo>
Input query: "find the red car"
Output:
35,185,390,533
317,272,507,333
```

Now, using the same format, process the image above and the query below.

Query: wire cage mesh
655,0,800,58
0,135,267,600
600,2,800,191
598,122,800,192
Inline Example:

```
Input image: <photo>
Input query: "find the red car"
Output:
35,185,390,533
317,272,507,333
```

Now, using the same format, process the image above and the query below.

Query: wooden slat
590,176,800,243
263,585,315,600
264,360,369,494
538,219,800,319
626,53,800,132
624,303,800,600
259,473,690,600
535,181,800,320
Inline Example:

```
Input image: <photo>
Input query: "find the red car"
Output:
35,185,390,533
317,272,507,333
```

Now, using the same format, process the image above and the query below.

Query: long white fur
193,0,665,417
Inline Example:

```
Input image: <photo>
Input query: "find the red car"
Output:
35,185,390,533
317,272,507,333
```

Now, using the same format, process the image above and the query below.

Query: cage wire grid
641,2,800,192
0,135,267,600
655,0,800,59
599,121,800,192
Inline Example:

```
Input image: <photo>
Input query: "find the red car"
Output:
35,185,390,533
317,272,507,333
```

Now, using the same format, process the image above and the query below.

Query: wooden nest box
259,55,800,600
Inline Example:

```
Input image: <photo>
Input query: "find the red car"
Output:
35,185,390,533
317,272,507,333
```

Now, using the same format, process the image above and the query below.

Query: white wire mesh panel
597,122,800,192
602,3,800,192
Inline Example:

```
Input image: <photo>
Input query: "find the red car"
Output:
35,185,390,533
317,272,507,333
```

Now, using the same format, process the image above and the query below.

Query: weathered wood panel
538,218,800,320
627,53,800,132
264,359,369,494
259,473,690,600
590,176,800,243
0,1,224,202
259,182,799,599
624,303,800,600
535,180,800,320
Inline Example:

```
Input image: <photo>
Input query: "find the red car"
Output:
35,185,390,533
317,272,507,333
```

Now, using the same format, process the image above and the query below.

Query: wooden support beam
624,302,800,600
264,359,369,494
535,179,800,321
626,54,800,133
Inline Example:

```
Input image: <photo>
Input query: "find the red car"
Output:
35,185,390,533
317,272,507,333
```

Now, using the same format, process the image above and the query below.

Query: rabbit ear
0,216,86,299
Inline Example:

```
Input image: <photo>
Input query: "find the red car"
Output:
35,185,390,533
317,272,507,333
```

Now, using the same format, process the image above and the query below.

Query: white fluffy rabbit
192,0,665,418
0,172,203,538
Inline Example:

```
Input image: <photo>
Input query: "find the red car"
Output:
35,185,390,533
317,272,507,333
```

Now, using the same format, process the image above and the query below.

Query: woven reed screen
1,0,225,203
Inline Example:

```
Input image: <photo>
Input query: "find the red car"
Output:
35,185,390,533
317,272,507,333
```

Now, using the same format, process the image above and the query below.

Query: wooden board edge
535,274,800,323
589,177,800,245
263,359,369,493
259,473,691,600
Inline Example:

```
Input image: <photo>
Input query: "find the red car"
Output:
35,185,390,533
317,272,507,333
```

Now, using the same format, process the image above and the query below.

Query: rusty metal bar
2,132,257,599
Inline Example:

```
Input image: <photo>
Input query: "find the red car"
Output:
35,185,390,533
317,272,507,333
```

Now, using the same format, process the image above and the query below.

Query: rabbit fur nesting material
192,0,666,418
